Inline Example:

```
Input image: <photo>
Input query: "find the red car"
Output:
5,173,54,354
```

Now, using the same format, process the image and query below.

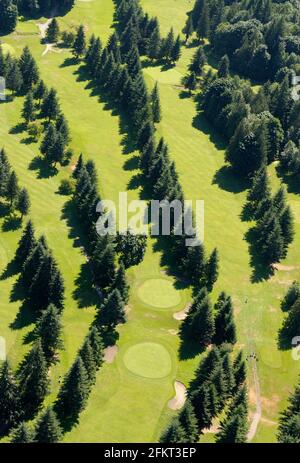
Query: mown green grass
0,0,299,443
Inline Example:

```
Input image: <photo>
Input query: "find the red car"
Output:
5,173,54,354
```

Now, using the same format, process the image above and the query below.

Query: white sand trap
104,345,118,364
173,303,191,321
168,381,187,410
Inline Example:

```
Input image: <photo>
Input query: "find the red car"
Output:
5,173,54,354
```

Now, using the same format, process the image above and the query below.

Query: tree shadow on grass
276,165,300,195
10,275,26,303
9,300,37,330
29,156,57,179
212,165,250,194
123,154,140,171
240,201,254,222
73,262,99,309
61,200,90,251
2,215,22,232
20,135,37,145
9,122,27,135
178,322,206,360
192,111,227,152
0,257,19,281
60,56,78,68
244,226,275,283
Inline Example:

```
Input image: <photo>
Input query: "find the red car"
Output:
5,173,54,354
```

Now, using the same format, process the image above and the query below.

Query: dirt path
168,380,187,410
247,355,262,442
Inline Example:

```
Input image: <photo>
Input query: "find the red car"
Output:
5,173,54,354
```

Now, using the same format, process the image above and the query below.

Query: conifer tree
205,248,219,291
281,281,300,312
41,88,60,122
186,295,215,347
36,304,63,364
73,153,84,179
197,0,210,41
10,422,33,443
19,46,39,91
73,24,86,58
22,239,47,287
34,407,62,443
16,188,30,218
0,361,22,432
34,79,47,106
183,15,194,43
159,418,186,443
280,205,294,252
6,170,19,207
79,338,96,385
22,91,35,124
91,235,116,289
15,220,36,265
0,0,18,34
278,375,300,442
88,326,104,369
190,383,216,430
216,389,248,443
6,59,23,95
55,356,89,420
189,46,206,76
246,166,271,212
151,82,161,123
113,263,129,304
214,293,237,345
183,72,197,94
18,340,49,417
178,399,199,443
97,289,126,329
218,55,230,78
233,351,247,391
46,18,60,43
171,35,181,63
161,28,175,62
278,299,300,348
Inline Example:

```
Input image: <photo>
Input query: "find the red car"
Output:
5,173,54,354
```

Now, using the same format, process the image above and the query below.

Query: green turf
0,0,299,444
137,279,182,309
0,43,15,55
123,342,173,379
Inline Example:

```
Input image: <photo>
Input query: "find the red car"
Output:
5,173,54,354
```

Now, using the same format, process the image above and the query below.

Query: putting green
123,342,172,379
1,44,15,56
137,278,181,308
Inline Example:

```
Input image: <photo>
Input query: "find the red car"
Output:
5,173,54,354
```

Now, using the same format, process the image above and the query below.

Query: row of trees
245,167,294,265
278,281,300,349
160,345,248,442
0,148,30,218
0,0,75,34
278,373,300,443
181,289,237,350
0,44,39,95
185,0,300,80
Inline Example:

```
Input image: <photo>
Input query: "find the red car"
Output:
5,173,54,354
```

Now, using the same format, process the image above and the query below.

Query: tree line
160,345,248,443
0,0,75,34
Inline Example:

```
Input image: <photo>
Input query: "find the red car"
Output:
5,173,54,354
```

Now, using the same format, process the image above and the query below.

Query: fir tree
46,18,60,43
18,340,49,417
79,337,96,385
6,170,19,206
0,361,22,432
91,235,116,289
189,46,206,76
178,399,199,443
19,46,39,91
15,220,36,265
73,25,86,58
214,293,237,345
171,35,181,63
280,205,294,252
0,0,18,34
205,248,219,291
88,326,104,369
197,0,210,41
233,351,247,390
55,356,89,420
34,407,62,443
97,289,126,329
281,281,300,312
6,59,23,95
151,82,161,123
36,304,63,364
182,72,197,94
216,390,248,443
41,88,60,122
16,188,30,218
160,418,187,443
113,263,129,304
187,295,215,347
10,422,33,443
22,91,35,124
218,55,230,78
183,15,194,43
34,80,47,106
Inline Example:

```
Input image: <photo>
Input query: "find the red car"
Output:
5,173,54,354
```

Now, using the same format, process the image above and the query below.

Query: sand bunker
168,381,187,410
104,345,118,364
273,263,300,272
173,303,191,320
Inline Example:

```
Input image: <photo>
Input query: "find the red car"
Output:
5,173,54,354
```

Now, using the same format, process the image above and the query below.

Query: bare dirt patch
173,303,191,321
273,263,300,272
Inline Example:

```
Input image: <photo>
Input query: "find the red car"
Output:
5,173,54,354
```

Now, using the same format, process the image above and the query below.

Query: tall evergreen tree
19,46,39,91
41,88,60,122
18,340,49,417
281,281,300,312
214,293,237,345
22,91,35,123
46,18,60,43
218,55,230,78
35,304,63,364
88,326,104,369
15,220,36,265
91,235,116,289
10,422,33,443
34,407,62,443
159,418,187,443
73,25,86,58
205,248,219,291
97,289,126,329
189,46,206,76
0,361,22,433
55,356,89,420
6,170,19,207
178,399,199,443
151,82,161,123
16,188,31,218
112,263,129,304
